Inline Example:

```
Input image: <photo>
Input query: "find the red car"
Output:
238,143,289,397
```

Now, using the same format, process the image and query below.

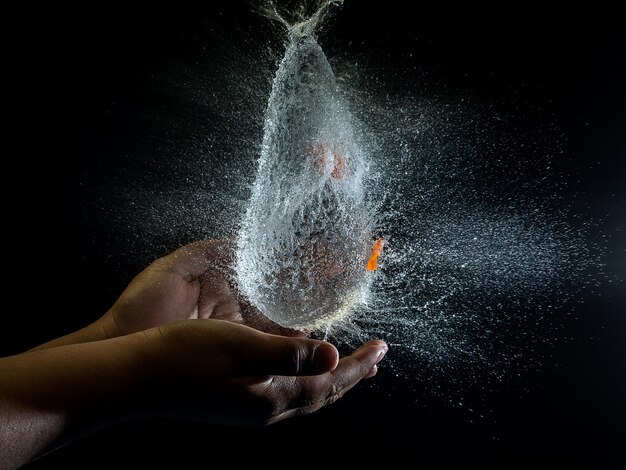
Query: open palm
104,240,298,338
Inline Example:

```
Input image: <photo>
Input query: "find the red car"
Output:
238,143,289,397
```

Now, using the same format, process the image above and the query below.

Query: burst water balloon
99,1,601,393
235,1,380,330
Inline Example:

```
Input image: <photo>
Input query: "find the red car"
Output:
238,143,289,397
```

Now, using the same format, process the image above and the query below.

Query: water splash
232,2,596,383
235,0,378,330
83,2,605,396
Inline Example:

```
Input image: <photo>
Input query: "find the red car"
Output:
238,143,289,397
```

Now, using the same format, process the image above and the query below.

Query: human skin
0,240,388,469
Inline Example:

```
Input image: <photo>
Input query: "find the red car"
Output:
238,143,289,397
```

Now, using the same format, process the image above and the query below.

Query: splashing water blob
235,1,380,330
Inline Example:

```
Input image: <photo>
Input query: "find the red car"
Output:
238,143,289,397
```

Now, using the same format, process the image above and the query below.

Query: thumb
238,332,339,377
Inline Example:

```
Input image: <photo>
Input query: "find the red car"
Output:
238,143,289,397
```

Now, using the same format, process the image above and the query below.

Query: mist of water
85,1,604,397
233,1,597,386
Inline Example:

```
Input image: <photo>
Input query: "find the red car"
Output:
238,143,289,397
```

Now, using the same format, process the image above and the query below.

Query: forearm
0,333,147,469
29,311,120,352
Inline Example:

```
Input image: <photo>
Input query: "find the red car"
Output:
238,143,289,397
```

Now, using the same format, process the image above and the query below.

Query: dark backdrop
5,2,625,466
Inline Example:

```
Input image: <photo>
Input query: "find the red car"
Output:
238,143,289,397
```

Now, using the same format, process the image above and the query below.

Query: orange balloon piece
367,238,385,271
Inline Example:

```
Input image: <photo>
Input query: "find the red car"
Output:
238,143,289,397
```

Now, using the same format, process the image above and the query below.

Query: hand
140,318,387,425
32,240,297,351
2,240,388,467
105,239,388,424
104,239,300,338
0,318,387,468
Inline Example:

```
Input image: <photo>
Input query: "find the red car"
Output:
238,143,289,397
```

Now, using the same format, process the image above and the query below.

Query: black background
5,2,625,466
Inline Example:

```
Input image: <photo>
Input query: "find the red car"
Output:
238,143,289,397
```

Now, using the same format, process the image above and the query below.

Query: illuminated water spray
99,0,600,394
231,0,593,383
235,0,380,330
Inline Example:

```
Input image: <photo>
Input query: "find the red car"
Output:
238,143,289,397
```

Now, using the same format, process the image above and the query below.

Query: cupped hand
23,239,389,432
106,240,389,424
139,318,388,425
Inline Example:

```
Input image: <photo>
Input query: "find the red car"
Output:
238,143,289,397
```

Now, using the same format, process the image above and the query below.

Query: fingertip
354,339,388,356
366,339,388,352
350,340,388,372
312,342,339,373
374,341,388,363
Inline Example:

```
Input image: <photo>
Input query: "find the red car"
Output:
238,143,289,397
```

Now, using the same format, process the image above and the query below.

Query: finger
284,340,388,416
157,319,338,381
160,240,241,321
197,272,243,320
323,339,388,396
232,328,340,377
